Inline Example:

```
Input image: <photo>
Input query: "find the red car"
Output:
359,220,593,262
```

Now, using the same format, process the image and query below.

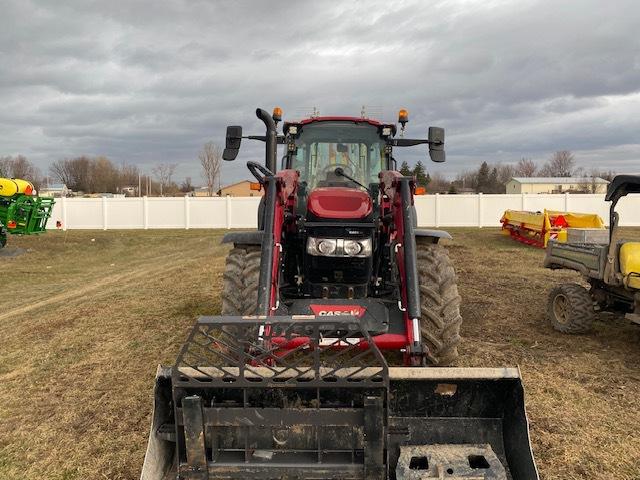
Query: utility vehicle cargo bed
544,241,607,278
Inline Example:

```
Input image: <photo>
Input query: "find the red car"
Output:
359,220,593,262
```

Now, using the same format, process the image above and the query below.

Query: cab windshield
290,122,386,192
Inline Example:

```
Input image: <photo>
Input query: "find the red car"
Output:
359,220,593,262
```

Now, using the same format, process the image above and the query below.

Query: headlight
343,240,362,256
307,237,372,257
317,239,337,255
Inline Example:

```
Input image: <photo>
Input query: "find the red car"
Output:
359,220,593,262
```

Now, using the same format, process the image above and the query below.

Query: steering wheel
247,161,274,184
320,163,354,179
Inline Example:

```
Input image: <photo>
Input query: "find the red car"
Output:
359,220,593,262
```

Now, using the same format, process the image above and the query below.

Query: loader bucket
141,316,538,480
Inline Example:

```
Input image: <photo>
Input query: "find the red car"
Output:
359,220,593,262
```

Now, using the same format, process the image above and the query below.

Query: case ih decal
310,304,367,317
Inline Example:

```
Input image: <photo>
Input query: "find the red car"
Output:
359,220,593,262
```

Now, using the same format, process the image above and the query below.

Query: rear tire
417,239,462,366
221,245,261,315
547,283,595,333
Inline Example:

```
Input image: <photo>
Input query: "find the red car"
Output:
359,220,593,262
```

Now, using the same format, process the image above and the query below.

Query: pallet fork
141,317,538,480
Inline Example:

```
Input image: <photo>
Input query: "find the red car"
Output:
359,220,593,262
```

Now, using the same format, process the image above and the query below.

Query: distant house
215,180,263,197
192,181,261,197
39,183,70,197
506,177,610,194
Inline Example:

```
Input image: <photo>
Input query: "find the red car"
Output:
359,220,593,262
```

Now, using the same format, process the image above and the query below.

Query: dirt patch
0,247,27,257
0,228,639,479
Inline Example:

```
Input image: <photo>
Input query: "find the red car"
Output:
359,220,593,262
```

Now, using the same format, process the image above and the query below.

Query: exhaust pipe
256,108,277,174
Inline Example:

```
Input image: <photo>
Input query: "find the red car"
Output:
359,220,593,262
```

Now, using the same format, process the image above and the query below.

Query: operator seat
619,242,640,289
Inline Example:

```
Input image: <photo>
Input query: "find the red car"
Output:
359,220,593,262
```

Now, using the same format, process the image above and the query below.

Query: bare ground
0,229,639,479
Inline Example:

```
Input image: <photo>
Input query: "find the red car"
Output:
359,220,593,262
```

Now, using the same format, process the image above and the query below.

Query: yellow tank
620,242,640,289
0,178,34,197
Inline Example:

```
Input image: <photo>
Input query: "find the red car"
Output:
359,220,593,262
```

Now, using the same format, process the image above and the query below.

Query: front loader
141,108,539,479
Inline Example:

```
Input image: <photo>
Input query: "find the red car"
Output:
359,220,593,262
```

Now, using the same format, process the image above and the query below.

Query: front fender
221,231,263,245
415,229,452,243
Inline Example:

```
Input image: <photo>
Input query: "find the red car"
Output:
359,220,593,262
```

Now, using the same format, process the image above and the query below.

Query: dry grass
1,228,639,479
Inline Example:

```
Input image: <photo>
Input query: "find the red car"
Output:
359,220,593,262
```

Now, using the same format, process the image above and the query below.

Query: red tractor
140,108,538,480
220,108,459,366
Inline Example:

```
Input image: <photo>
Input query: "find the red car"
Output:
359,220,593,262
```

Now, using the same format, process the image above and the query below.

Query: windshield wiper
334,167,371,194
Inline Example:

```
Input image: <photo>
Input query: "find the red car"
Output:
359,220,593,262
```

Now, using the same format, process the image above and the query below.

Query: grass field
1,228,639,480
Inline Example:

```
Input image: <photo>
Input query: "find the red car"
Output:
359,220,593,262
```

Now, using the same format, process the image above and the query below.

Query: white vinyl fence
47,193,640,230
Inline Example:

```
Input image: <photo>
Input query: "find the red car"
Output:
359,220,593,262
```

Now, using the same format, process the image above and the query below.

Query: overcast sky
1,0,639,185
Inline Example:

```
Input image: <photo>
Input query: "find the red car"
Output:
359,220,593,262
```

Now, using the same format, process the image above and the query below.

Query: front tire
417,239,463,366
221,245,261,315
547,283,595,333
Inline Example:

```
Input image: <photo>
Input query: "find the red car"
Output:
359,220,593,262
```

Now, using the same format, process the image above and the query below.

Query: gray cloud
1,0,639,184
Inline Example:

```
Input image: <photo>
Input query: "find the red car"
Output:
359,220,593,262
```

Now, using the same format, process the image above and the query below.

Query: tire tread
416,239,462,366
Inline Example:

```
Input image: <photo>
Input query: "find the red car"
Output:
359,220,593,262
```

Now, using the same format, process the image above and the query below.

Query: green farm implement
0,177,55,248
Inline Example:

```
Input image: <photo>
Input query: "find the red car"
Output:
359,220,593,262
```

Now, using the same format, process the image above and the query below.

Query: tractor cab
283,118,391,216
283,117,395,197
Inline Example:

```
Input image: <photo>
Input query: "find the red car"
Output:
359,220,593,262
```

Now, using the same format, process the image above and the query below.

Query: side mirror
428,126,445,163
223,126,242,161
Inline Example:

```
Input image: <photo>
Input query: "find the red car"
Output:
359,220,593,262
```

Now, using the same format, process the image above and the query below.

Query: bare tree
497,164,515,186
50,156,92,192
577,168,616,193
10,155,35,179
50,159,74,187
591,168,616,182
428,172,451,193
0,155,43,189
515,158,537,177
455,169,477,190
120,163,140,188
199,142,222,196
180,177,194,193
91,156,121,193
539,150,575,177
0,156,11,177
152,163,177,196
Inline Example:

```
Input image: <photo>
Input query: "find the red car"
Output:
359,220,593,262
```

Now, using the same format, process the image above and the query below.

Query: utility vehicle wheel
0,224,6,248
221,245,261,315
417,239,462,366
547,283,595,333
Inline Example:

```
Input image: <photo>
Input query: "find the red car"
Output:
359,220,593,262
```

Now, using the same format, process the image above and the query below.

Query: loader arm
380,170,425,364
255,169,299,317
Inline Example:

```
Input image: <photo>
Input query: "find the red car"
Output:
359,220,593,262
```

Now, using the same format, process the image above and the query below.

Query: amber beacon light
272,107,283,122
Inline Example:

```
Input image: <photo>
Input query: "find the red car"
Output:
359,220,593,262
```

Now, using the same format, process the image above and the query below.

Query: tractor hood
307,187,372,219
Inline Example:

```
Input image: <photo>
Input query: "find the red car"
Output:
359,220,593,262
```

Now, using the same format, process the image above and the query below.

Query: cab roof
605,174,640,202
285,116,397,136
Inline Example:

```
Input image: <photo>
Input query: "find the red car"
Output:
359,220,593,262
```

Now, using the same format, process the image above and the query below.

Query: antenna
360,105,384,120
